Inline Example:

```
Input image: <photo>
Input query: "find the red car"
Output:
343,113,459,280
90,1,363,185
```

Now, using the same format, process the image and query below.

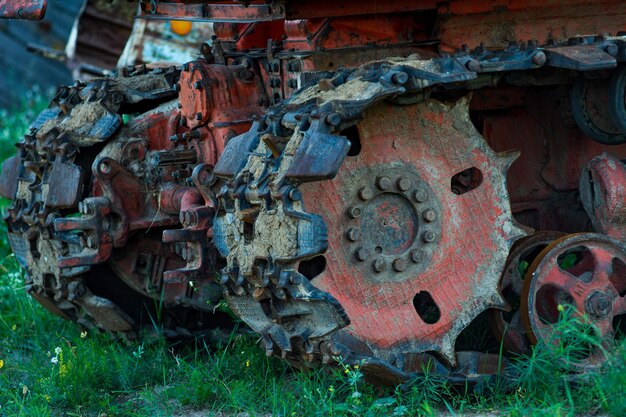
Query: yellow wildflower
557,304,564,312
329,385,335,393
11,324,16,331
80,331,88,339
245,359,250,368
59,363,68,377
44,395,51,403
0,359,4,369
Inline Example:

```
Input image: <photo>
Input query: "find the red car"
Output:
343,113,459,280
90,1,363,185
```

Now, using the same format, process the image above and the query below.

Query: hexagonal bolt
397,177,412,192
391,71,409,85
410,249,424,263
372,258,387,273
347,206,362,219
422,209,437,223
422,231,436,243
604,44,619,57
376,176,391,191
99,161,111,175
252,287,266,300
219,271,231,285
84,202,95,216
392,258,407,272
289,273,303,285
326,113,342,127
465,59,481,72
181,211,190,226
346,227,361,242
194,81,203,90
532,51,547,66
183,211,198,228
67,281,85,301
102,216,112,231
585,291,613,318
195,112,203,121
358,186,374,201
86,235,97,249
413,187,428,203
288,188,302,201
355,247,370,261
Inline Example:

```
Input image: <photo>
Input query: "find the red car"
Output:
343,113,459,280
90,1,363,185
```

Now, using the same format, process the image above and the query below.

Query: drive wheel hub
343,167,441,281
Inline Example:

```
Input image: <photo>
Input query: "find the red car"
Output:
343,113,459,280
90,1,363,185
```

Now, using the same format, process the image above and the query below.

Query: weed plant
0,96,625,417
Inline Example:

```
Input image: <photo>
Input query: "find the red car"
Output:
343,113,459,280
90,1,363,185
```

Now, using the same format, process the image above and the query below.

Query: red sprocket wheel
522,233,626,370
299,97,527,365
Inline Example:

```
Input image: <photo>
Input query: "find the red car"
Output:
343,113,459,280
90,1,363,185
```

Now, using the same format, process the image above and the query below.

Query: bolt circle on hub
342,165,442,282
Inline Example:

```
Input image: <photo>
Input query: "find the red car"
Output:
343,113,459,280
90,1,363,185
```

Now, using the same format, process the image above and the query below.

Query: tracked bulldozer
2,0,626,385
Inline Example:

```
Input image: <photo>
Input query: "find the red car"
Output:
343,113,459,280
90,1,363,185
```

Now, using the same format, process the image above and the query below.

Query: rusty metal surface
439,0,626,50
302,98,524,365
176,59,264,131
489,231,565,355
211,53,525,382
0,66,224,336
522,233,626,370
6,0,626,387
139,1,286,22
580,154,626,241
479,89,626,232
571,76,626,145
0,0,47,20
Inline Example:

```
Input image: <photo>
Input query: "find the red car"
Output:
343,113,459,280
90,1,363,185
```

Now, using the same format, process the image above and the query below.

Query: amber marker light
170,20,193,36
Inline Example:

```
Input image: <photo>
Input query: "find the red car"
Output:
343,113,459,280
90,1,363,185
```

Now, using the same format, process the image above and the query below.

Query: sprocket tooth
496,149,522,170
262,335,274,356
268,327,292,354
439,335,457,366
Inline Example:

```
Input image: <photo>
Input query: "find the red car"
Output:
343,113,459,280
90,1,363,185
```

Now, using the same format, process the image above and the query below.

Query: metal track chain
1,65,182,336
210,36,626,385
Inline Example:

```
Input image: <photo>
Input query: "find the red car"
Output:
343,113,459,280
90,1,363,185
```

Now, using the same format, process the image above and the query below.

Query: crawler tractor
2,0,626,385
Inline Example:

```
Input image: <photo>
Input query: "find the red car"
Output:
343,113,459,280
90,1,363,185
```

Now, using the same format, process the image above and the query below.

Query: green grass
1,96,626,417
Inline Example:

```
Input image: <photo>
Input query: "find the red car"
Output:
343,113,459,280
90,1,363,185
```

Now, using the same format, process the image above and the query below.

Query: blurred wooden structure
0,1,83,108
